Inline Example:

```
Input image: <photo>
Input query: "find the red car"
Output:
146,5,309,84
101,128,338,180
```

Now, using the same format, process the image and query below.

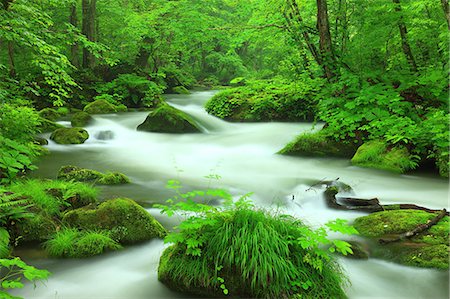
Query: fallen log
379,209,447,244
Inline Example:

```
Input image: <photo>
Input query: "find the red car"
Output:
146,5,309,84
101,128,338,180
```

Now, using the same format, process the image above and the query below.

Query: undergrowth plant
157,180,356,298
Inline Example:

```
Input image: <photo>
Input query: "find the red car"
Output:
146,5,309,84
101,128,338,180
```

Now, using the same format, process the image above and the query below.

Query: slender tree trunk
82,0,96,68
317,0,337,80
7,41,15,77
392,0,418,73
441,0,450,30
69,4,80,68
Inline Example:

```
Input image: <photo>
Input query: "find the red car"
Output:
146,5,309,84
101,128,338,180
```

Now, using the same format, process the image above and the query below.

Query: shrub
0,104,41,143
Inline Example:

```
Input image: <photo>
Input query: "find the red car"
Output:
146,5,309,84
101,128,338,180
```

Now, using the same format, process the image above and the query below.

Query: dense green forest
0,0,449,298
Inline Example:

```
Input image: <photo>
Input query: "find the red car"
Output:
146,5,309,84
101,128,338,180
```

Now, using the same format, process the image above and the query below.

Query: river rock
137,103,200,133
50,127,89,144
351,140,415,173
38,108,60,121
84,99,118,114
62,198,166,244
71,111,93,127
38,118,64,133
57,165,130,185
95,130,114,140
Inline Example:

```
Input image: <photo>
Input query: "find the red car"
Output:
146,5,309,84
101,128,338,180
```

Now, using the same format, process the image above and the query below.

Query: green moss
57,165,130,185
354,210,449,269
38,118,64,133
137,103,200,133
71,111,93,127
38,108,60,121
62,198,166,244
158,208,347,298
278,130,357,158
15,214,57,243
351,140,417,173
172,86,190,94
56,107,70,116
83,99,118,114
44,228,122,258
50,127,89,144
115,104,128,112
229,77,246,86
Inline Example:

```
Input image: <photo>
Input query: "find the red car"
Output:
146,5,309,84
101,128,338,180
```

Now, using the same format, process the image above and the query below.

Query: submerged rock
71,111,93,127
353,210,449,269
62,198,166,244
351,140,416,173
50,127,89,144
84,99,118,114
95,130,114,140
137,103,200,133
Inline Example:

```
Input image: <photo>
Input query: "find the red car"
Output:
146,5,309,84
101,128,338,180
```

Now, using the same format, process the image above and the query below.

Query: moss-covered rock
33,136,48,145
14,214,57,243
57,165,130,185
279,131,357,158
83,99,118,114
38,118,64,133
137,103,200,133
38,108,60,121
205,80,318,122
351,140,416,173
116,104,128,112
71,111,93,127
353,210,449,269
50,127,89,144
172,86,190,94
62,198,166,244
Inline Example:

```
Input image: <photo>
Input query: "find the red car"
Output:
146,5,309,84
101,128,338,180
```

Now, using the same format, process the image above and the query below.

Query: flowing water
13,91,449,298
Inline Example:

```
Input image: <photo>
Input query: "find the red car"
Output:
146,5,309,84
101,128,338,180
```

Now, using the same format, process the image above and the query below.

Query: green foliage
95,74,163,108
205,79,322,122
0,104,41,143
0,257,50,299
44,228,122,258
172,86,190,95
37,108,60,122
0,228,10,259
157,182,354,298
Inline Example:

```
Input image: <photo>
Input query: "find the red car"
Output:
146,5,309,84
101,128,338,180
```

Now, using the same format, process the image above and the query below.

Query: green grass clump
278,130,357,158
351,140,417,173
159,208,348,298
8,179,98,216
44,228,122,258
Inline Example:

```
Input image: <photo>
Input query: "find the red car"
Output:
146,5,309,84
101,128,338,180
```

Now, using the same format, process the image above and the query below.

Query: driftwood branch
379,209,447,244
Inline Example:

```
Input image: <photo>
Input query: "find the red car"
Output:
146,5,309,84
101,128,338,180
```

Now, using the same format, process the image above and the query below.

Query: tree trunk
69,4,80,68
7,41,16,77
392,0,418,73
317,0,337,80
82,0,96,68
441,0,450,30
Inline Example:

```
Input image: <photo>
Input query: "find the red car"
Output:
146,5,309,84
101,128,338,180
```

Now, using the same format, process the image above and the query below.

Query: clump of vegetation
44,228,122,258
38,108,60,121
157,182,354,298
205,79,321,122
62,198,166,244
71,111,93,127
353,210,449,269
38,118,64,133
57,165,130,185
172,86,190,94
14,214,57,243
278,130,357,158
50,127,89,144
137,103,200,133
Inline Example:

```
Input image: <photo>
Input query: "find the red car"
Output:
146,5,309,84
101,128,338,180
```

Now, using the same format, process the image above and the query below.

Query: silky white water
13,91,449,298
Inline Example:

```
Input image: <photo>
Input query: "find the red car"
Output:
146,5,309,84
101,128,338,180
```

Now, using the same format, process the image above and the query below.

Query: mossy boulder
116,104,128,112
71,111,93,127
353,210,449,269
38,118,64,133
14,214,57,243
279,131,357,158
351,140,416,173
38,108,60,121
62,198,166,244
57,165,130,185
50,127,89,144
83,99,118,114
172,86,190,94
137,103,200,133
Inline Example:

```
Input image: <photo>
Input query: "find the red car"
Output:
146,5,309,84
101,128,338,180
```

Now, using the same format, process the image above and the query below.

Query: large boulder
137,104,200,133
351,140,416,173
71,111,93,127
50,127,89,144
83,99,118,114
353,210,449,269
62,198,166,244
